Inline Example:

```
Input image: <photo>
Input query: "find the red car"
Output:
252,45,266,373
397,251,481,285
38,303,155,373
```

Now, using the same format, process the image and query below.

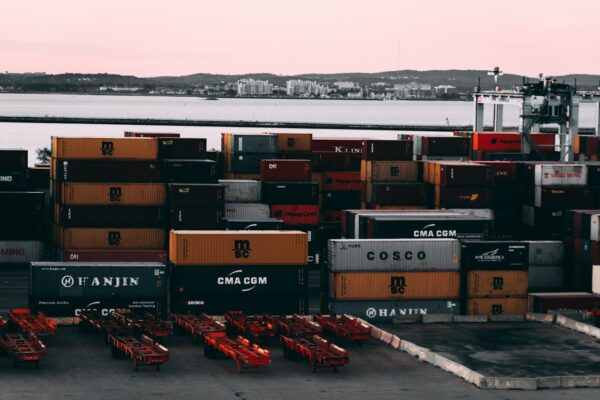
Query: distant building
434,85,457,94
236,79,273,96
99,86,141,92
286,80,328,96
394,83,434,99
334,81,359,90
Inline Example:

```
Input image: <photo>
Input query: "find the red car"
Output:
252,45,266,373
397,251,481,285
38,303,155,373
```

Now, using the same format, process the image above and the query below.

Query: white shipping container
533,164,587,186
224,203,270,220
527,241,564,266
0,241,45,264
219,180,261,202
593,265,600,295
329,239,460,272
528,265,565,290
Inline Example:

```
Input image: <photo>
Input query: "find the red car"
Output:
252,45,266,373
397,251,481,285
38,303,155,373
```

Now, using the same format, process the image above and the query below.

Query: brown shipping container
365,182,431,205
52,137,158,160
59,183,166,206
435,186,493,208
429,162,493,186
169,231,308,266
467,298,527,316
55,227,165,250
360,161,419,182
467,270,528,297
330,271,460,300
274,133,312,152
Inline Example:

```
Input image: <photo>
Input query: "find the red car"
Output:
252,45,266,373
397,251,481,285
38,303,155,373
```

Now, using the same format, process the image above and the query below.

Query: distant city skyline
2,0,599,77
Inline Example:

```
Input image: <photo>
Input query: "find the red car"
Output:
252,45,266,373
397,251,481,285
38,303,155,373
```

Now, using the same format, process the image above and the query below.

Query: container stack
424,161,493,209
327,239,461,323
222,133,278,179
412,135,470,161
169,231,309,314
469,132,558,161
51,137,168,262
564,210,600,291
526,241,565,291
573,135,600,161
461,241,529,316
520,163,592,239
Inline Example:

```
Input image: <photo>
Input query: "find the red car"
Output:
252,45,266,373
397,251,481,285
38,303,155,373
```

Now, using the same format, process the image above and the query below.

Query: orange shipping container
274,133,312,152
467,298,527,316
360,161,419,182
330,271,460,300
55,227,165,250
467,270,528,298
52,137,158,160
59,183,166,206
169,231,308,266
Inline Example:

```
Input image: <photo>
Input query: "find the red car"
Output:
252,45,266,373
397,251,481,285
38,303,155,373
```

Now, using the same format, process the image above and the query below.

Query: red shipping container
313,152,362,172
472,132,555,152
271,205,320,225
312,138,364,153
475,161,519,183
322,172,361,191
260,159,312,181
59,250,168,263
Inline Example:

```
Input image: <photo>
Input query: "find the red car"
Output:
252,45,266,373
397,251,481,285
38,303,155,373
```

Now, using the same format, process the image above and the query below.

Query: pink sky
2,0,599,77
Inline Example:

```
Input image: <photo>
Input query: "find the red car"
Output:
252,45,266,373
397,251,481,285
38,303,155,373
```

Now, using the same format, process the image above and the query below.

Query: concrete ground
0,327,599,399
387,322,600,378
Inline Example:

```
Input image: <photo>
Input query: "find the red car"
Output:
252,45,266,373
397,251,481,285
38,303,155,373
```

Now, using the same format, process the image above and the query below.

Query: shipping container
58,250,168,263
0,171,27,190
158,138,207,159
361,140,413,161
163,159,218,183
170,294,307,315
54,205,165,227
533,186,595,208
472,132,555,152
262,182,319,205
329,299,460,323
328,239,460,272
224,218,285,230
169,230,308,266
466,270,528,297
520,163,588,186
55,227,165,250
0,241,44,264
52,159,162,182
168,184,225,207
426,162,493,186
365,214,492,240
593,265,600,294
222,133,278,154
271,205,320,225
170,207,223,229
467,298,527,316
52,137,158,160
312,152,362,172
31,298,166,318
322,172,362,191
0,191,44,212
229,153,277,174
475,161,518,183
0,149,28,170
330,271,460,300
124,131,180,138
27,167,50,189
460,241,529,270
58,183,166,206
527,241,564,265
312,222,342,247
366,182,431,206
273,133,312,153
587,163,600,186
224,203,270,220
322,191,362,211
415,136,470,157
260,159,312,181
522,206,565,233
527,292,600,313
528,265,564,290
360,160,419,182
170,265,306,297
312,138,364,153
219,180,261,203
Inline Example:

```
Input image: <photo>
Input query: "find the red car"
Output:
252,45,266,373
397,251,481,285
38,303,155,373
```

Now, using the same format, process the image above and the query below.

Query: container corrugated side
360,161,419,182
529,265,564,290
219,180,261,202
169,231,308,266
466,270,528,297
467,298,527,316
224,203,270,220
526,241,564,265
329,271,460,300
328,239,460,272
52,137,158,160
60,183,166,206
533,164,587,186
56,227,166,250
329,299,460,323
0,241,45,264
593,265,600,295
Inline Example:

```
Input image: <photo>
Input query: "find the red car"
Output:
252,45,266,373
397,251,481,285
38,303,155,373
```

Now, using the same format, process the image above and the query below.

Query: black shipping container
0,149,27,170
587,164,600,186
170,207,224,229
53,160,162,182
0,171,27,191
0,222,44,240
262,182,319,205
421,137,470,156
170,265,307,297
364,215,491,240
362,140,413,161
170,295,307,315
435,186,493,208
522,206,565,239
314,222,342,247
163,159,218,183
321,191,362,210
312,153,362,172
28,167,50,189
55,206,166,228
0,191,44,212
224,218,285,230
30,298,165,318
230,153,277,174
205,151,225,179
460,241,529,270
168,184,225,207
30,262,168,299
534,186,595,209
369,183,431,206
158,138,207,159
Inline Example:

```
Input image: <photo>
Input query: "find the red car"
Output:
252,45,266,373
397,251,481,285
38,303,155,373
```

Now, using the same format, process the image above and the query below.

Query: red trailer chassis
225,311,277,340
112,309,173,339
269,314,322,338
281,335,349,372
0,317,6,331
172,313,227,343
204,335,271,373
0,333,47,367
8,309,57,337
313,314,371,344
108,333,169,371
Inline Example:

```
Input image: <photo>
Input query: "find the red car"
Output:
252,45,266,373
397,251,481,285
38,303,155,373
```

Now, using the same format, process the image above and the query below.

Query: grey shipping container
224,203,270,220
230,134,278,154
30,298,165,318
329,299,460,323
0,241,45,264
219,180,262,202
528,265,564,290
328,239,460,272
30,262,167,299
526,241,564,265
0,265,28,313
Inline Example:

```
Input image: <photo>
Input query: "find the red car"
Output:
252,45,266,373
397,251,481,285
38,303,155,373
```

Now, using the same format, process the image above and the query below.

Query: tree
36,146,51,164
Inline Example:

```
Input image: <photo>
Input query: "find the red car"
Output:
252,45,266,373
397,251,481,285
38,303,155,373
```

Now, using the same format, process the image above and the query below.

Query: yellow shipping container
59,183,166,206
52,137,158,160
467,298,527,316
169,231,308,266
330,271,460,300
55,227,165,250
467,270,528,298
274,133,312,152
